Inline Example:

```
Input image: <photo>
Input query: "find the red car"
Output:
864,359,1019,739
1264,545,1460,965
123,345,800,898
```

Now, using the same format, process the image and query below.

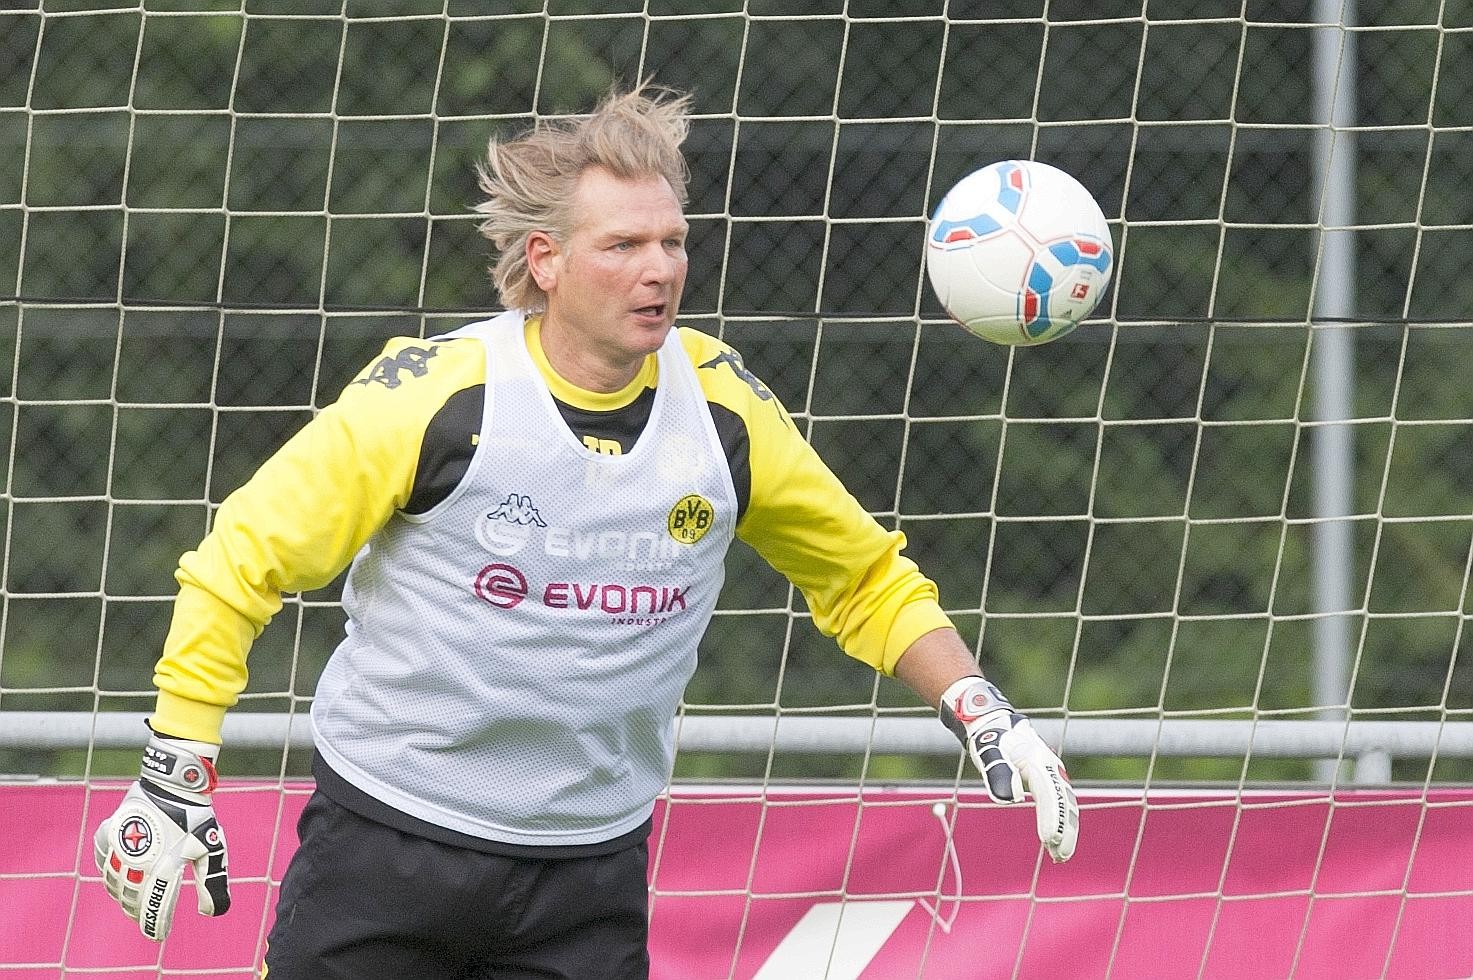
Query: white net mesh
2,2,1472,977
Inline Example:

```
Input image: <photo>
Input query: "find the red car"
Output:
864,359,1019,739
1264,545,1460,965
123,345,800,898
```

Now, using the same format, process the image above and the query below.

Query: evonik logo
472,563,690,623
474,563,528,608
473,516,686,571
543,581,688,615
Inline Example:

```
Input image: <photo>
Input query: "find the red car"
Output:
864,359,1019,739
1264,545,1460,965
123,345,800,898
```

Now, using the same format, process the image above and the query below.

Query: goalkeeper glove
940,676,1079,862
94,728,231,940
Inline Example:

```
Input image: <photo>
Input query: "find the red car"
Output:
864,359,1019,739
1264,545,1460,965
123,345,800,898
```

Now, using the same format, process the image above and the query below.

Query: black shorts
263,791,651,980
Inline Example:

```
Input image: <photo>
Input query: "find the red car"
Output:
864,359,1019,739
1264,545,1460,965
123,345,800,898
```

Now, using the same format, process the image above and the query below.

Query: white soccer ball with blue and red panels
926,160,1114,345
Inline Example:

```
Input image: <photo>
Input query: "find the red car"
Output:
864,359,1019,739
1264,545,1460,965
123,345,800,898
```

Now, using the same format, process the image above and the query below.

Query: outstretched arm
688,332,1079,860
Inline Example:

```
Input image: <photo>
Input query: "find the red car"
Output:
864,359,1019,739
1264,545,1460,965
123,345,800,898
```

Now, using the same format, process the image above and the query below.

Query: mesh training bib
312,311,736,845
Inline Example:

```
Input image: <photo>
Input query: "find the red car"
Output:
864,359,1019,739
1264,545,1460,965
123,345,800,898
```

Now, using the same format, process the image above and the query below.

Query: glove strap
141,727,219,802
938,676,1014,743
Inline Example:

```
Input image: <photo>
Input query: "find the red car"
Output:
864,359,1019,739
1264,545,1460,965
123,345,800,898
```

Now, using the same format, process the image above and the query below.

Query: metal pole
1310,0,1358,783
5,712,1473,764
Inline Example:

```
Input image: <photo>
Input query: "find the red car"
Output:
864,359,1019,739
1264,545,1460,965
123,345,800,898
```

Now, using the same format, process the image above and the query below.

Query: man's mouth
634,304,666,320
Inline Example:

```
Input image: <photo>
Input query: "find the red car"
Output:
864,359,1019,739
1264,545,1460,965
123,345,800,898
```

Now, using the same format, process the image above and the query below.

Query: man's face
535,166,689,375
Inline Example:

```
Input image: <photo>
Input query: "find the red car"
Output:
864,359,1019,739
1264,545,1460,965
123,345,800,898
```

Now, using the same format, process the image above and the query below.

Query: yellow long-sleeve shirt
153,319,953,743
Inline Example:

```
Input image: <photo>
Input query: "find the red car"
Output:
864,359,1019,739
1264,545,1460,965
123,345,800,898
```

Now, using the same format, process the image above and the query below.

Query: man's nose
643,246,679,284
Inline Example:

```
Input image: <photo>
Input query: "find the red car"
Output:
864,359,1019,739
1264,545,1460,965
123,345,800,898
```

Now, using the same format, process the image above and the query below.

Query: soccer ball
925,160,1113,345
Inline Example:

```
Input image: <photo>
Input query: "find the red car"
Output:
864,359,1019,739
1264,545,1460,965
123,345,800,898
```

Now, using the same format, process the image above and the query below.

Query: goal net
2,2,1472,977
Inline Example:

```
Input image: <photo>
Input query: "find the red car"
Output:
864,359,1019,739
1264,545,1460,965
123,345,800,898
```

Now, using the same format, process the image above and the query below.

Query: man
94,85,1078,978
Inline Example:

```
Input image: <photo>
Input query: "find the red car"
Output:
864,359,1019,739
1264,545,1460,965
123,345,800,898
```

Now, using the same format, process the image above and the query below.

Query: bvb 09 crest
668,494,715,545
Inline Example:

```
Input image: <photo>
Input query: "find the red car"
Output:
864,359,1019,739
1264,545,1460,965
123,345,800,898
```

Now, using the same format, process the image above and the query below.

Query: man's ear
526,231,559,292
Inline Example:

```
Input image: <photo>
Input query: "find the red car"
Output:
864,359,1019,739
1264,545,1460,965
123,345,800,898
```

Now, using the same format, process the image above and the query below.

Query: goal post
3,2,1473,977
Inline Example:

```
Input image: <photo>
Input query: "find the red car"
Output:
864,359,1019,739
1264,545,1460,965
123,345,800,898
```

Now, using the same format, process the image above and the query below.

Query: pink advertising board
3,783,1471,978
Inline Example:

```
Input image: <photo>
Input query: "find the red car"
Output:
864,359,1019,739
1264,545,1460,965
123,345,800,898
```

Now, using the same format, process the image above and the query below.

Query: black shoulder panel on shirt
404,381,754,520
405,383,484,515
707,402,751,523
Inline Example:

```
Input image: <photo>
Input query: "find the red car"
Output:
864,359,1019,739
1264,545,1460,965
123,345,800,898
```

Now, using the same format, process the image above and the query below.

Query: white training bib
312,311,736,845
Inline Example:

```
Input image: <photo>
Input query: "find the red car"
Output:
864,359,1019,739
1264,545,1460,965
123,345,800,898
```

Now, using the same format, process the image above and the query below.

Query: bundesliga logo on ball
926,160,1114,346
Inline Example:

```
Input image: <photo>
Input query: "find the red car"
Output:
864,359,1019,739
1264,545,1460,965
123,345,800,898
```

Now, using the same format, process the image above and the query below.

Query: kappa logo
699,350,774,402
487,493,547,527
699,350,789,428
354,345,439,389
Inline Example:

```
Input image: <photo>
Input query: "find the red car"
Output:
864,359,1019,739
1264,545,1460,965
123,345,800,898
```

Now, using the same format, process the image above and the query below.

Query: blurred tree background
1,0,1470,784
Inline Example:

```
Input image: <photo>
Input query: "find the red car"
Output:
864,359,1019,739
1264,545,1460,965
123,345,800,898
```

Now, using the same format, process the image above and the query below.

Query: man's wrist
938,675,1014,742
141,728,219,800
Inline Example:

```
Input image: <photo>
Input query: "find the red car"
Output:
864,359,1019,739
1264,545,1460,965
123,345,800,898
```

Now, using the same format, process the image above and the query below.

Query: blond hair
474,84,693,311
